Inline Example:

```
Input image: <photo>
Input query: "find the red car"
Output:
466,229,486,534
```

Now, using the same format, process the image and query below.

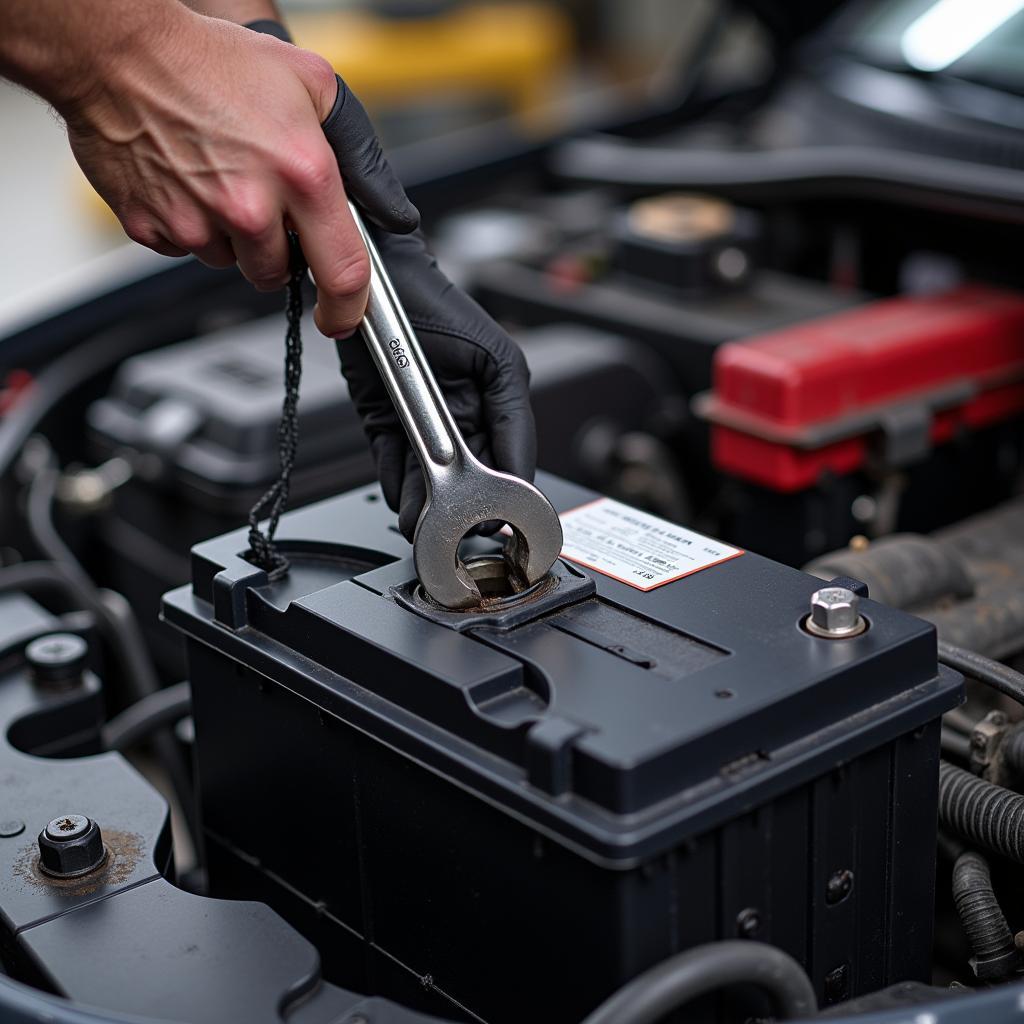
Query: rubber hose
939,761,1024,864
804,535,974,609
938,641,1024,708
579,940,817,1024
103,682,192,752
951,851,1019,980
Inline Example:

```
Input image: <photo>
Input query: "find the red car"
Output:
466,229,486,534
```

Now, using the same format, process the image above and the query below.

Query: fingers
284,141,370,337
119,212,188,258
319,78,419,235
370,432,408,513
148,237,189,259
398,449,426,542
481,345,537,483
193,236,237,270
229,221,290,291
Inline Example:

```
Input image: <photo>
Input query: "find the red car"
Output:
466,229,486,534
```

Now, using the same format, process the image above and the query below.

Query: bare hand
61,7,416,337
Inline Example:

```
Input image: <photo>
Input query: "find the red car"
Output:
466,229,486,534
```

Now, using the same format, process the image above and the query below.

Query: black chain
244,234,306,580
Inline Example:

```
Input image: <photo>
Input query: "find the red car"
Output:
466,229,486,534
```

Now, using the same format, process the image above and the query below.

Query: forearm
178,0,280,25
0,0,188,112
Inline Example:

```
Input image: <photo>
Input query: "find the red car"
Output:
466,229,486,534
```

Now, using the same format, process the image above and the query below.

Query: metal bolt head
806,588,866,638
37,815,106,878
25,633,88,691
45,815,90,841
736,907,761,938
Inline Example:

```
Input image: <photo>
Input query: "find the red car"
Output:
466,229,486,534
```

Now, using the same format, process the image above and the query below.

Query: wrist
47,0,192,116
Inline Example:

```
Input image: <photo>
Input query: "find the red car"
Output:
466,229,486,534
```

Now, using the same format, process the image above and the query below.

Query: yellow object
80,2,574,226
291,3,573,132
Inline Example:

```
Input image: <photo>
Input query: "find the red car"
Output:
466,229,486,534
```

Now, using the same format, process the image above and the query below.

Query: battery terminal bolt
805,587,867,639
25,633,89,692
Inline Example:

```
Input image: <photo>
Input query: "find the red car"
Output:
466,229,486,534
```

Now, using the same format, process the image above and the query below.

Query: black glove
336,227,536,540
246,19,535,539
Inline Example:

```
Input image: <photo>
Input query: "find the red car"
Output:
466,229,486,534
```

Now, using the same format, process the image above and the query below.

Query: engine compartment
2,1,1024,1021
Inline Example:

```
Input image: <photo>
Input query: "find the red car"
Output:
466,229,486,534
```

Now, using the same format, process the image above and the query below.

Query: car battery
163,473,962,1023
694,285,1024,564
89,317,670,675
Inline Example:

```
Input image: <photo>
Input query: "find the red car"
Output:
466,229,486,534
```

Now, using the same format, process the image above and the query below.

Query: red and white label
560,498,743,591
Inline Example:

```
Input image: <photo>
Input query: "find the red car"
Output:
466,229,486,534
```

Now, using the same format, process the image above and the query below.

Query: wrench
348,204,564,610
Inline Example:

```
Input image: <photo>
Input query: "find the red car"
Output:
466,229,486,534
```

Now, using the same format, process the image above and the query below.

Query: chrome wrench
348,204,563,609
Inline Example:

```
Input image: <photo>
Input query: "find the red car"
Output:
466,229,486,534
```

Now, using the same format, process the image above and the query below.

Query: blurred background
0,0,771,304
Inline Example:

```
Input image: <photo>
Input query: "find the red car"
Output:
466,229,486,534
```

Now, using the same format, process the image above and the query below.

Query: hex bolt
805,588,867,639
37,815,107,878
25,633,89,691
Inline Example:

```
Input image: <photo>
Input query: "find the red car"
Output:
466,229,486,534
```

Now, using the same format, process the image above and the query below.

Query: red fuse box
695,285,1024,492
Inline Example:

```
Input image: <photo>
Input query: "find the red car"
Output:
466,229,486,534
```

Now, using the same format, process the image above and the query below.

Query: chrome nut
806,587,867,639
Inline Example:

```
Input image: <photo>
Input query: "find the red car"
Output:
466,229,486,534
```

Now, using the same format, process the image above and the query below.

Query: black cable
952,850,1020,981
939,761,1024,864
549,140,1024,225
21,457,197,843
26,459,160,701
0,561,137,684
0,325,153,497
938,641,1024,709
103,682,191,752
27,463,101,607
579,940,817,1024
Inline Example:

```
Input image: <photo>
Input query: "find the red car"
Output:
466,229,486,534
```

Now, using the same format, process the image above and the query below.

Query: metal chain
244,234,306,580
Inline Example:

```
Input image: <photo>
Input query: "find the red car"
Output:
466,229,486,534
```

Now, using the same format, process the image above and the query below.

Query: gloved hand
242,19,537,538
336,227,537,541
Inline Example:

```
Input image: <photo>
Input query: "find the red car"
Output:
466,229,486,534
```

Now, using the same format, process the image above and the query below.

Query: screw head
37,815,106,878
736,907,761,938
0,819,25,838
25,633,88,690
826,869,854,905
806,588,866,639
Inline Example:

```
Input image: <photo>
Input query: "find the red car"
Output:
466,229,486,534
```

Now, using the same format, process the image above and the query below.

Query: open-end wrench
348,204,564,610
242,19,560,608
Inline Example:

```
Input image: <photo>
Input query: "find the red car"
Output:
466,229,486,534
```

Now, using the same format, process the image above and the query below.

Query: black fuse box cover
163,474,962,1021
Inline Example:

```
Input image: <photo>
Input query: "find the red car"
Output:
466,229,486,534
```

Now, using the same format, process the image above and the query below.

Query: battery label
559,498,743,591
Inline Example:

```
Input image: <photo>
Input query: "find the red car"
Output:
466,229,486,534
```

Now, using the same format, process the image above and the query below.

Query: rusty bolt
37,815,106,878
